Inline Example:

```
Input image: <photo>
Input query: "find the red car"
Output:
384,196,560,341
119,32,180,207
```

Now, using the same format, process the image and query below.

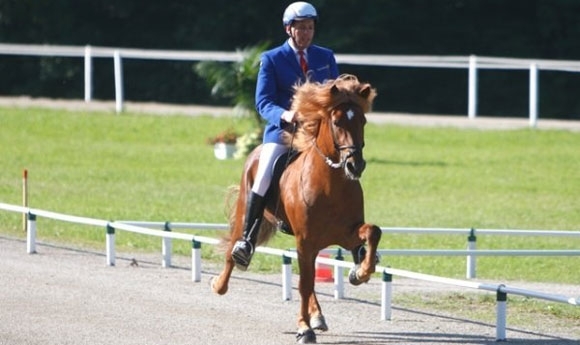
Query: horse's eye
346,109,355,120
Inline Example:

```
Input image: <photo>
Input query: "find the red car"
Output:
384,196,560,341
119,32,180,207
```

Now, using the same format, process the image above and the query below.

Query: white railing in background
1,201,578,341
3,43,580,125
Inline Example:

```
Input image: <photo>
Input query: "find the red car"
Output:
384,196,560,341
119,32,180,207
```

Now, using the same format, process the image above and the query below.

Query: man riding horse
231,1,340,270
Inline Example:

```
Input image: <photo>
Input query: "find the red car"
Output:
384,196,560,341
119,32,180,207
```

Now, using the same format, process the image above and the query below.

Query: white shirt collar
288,38,307,57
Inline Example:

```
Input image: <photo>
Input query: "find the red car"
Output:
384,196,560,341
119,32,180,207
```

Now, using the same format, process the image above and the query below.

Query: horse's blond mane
284,74,376,151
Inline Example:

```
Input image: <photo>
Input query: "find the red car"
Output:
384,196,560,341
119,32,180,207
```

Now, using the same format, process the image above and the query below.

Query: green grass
1,106,579,284
395,291,580,337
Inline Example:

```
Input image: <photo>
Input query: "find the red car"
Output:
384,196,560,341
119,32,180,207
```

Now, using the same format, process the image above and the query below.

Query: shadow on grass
367,157,447,167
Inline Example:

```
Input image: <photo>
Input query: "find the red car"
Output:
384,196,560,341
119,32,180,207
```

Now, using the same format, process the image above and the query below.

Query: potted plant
207,128,239,160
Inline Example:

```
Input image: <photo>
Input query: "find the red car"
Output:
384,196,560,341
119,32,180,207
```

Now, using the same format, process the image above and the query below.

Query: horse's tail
217,185,239,252
256,216,277,247
219,185,277,252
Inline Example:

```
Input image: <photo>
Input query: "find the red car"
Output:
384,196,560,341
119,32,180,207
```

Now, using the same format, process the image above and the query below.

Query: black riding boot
232,192,266,271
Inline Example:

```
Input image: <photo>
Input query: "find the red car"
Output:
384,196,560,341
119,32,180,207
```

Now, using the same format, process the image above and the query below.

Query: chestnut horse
211,74,381,344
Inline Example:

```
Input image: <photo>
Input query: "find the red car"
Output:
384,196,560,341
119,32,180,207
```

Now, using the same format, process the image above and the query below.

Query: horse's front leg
295,249,318,344
308,292,328,332
349,223,382,286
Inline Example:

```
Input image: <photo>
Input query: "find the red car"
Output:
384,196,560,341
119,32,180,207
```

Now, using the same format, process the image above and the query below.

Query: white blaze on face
346,109,354,120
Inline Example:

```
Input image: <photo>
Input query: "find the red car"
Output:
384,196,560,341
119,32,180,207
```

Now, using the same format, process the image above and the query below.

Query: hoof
210,276,228,295
310,315,328,332
296,329,316,344
348,265,370,286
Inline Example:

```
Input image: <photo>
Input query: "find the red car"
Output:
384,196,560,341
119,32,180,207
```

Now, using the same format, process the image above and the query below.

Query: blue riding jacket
255,40,339,144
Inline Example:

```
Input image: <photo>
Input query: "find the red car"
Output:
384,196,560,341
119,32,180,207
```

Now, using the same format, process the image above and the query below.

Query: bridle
312,102,364,170
313,140,358,170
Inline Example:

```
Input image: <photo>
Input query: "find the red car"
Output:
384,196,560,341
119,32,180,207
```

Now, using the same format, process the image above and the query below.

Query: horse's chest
280,157,363,212
300,179,363,209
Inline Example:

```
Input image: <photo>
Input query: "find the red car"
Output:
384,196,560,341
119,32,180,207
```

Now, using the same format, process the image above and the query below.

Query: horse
211,74,381,344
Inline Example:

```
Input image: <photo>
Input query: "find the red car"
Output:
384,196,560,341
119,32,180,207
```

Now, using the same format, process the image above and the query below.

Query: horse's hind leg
349,223,381,286
211,259,234,295
211,227,238,294
211,192,245,295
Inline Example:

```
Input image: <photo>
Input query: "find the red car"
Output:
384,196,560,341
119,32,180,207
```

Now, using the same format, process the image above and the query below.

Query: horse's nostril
346,162,355,172
346,159,365,179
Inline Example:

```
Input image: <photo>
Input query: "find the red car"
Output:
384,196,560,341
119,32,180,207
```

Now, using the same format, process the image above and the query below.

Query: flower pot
213,142,236,160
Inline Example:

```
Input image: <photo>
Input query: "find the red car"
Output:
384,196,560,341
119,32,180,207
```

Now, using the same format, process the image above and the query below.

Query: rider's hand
281,110,296,123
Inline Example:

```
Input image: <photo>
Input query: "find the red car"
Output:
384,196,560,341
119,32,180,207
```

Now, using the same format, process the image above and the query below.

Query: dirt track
1,236,578,345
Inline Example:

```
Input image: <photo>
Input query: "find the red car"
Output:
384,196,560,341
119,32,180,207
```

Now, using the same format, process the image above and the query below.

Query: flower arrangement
234,128,263,159
206,128,239,145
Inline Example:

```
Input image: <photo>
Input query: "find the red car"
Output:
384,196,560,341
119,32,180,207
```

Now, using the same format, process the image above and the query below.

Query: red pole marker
22,169,28,232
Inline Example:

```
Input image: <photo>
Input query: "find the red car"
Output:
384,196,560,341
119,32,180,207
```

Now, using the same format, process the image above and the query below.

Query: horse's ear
360,85,372,100
331,84,340,96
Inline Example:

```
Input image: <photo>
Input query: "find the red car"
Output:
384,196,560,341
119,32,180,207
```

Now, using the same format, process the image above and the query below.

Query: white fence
3,43,580,125
121,221,580,280
1,201,578,341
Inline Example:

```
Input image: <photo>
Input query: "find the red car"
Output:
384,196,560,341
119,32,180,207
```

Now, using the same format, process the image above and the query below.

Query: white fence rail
120,220,580,279
3,43,580,125
1,201,578,341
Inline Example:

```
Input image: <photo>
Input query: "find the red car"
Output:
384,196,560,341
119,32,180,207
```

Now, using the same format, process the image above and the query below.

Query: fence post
381,270,393,321
282,255,292,301
84,45,92,102
162,222,172,268
466,228,477,279
113,50,124,113
26,212,37,254
106,224,115,266
496,286,508,341
334,248,344,299
529,63,539,128
191,239,202,282
468,55,478,119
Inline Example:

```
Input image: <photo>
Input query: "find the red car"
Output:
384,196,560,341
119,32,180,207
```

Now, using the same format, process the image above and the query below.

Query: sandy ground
1,236,578,345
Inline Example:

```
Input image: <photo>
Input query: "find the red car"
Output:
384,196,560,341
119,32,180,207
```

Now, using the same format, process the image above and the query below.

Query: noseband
314,142,359,169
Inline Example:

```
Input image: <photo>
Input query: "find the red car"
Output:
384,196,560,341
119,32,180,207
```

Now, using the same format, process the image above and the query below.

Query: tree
194,42,269,127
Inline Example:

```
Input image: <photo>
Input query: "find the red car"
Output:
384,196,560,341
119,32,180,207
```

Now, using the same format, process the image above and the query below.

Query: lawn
1,106,579,283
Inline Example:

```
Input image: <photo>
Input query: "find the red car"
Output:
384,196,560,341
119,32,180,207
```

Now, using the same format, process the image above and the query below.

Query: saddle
265,149,300,235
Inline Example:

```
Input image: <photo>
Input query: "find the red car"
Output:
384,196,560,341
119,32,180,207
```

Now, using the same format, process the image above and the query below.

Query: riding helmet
282,2,318,26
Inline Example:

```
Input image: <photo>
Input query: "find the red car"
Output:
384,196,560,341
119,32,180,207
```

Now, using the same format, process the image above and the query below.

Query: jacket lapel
282,42,304,76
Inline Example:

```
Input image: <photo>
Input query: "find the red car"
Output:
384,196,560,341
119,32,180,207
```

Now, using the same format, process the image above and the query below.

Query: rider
231,1,340,270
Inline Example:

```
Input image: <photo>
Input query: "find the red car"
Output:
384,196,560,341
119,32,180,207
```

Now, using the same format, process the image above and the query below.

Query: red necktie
298,50,308,74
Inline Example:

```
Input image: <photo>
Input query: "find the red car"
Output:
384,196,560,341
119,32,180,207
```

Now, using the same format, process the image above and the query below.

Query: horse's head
287,74,377,180
326,83,374,180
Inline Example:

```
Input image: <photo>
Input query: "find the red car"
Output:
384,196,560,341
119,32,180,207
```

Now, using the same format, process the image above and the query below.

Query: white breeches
251,143,289,196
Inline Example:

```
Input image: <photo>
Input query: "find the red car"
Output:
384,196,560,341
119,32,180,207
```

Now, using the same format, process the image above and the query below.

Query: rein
274,122,297,232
